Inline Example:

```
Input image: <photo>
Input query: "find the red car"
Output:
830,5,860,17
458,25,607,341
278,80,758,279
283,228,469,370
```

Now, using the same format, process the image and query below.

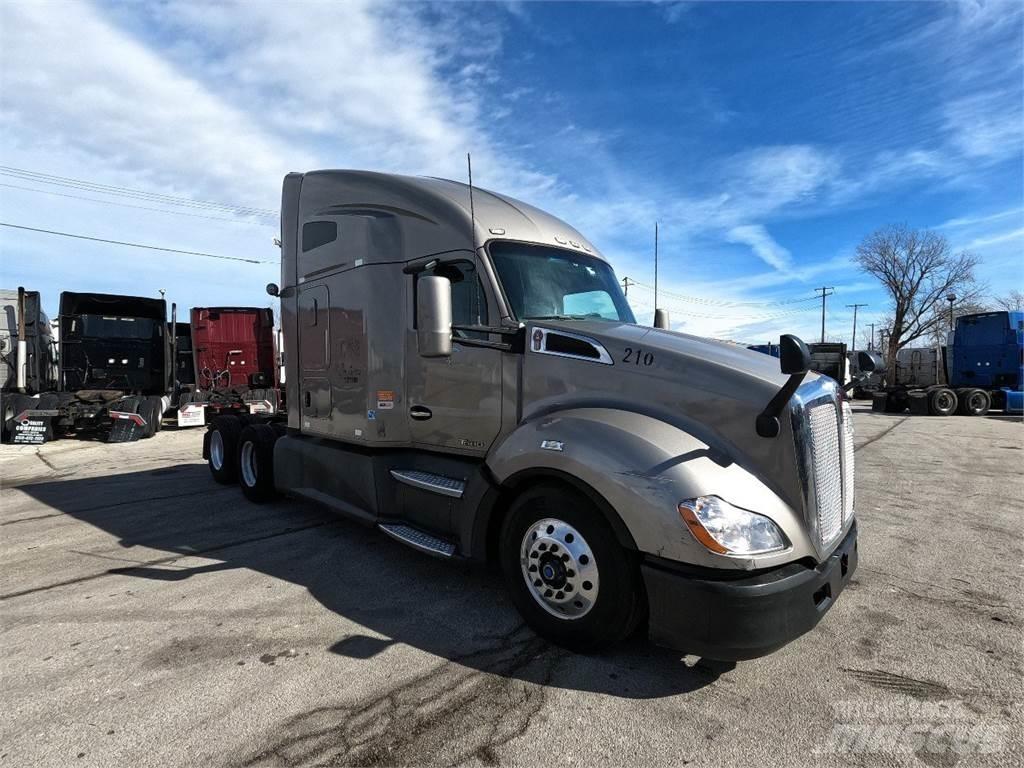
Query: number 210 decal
622,347,654,366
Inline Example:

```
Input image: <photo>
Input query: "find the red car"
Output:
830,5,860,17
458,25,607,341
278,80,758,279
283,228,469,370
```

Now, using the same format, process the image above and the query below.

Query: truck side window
302,221,337,252
419,261,488,339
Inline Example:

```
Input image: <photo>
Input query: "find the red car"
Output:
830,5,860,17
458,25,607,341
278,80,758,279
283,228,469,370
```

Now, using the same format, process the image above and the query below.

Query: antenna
467,152,481,325
654,222,659,313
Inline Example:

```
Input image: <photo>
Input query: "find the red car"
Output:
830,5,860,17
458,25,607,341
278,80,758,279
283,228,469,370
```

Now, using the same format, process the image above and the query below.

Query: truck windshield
489,242,636,323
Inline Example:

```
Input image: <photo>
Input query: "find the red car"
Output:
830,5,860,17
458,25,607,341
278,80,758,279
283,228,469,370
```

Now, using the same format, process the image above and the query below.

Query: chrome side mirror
417,276,452,357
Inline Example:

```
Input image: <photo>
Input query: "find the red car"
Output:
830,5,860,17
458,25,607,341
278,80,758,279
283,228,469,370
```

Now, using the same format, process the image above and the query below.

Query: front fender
486,408,816,570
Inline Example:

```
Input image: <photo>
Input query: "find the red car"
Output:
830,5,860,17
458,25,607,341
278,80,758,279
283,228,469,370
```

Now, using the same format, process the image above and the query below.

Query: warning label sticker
376,390,395,410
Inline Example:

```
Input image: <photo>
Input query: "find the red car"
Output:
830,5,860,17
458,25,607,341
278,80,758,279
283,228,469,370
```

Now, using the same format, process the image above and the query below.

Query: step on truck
873,311,1023,416
1,288,58,442
176,306,282,427
3,291,174,443
205,170,868,659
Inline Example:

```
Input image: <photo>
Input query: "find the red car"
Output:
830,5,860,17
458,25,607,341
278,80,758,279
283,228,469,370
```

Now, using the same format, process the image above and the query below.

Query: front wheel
499,485,643,652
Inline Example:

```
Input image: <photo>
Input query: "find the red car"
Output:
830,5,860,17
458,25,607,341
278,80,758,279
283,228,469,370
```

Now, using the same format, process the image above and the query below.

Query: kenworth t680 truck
205,170,863,659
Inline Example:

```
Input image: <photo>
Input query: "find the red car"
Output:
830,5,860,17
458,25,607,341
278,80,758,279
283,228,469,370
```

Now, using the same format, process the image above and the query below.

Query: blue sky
1,0,1021,346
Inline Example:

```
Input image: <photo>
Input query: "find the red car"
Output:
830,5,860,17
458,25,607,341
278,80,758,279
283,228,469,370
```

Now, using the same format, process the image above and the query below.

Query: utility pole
815,286,835,343
621,277,635,297
846,303,867,351
869,322,875,351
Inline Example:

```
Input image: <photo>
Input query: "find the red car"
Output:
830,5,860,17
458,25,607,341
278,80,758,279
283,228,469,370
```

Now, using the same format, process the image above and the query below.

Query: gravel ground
1,407,1021,767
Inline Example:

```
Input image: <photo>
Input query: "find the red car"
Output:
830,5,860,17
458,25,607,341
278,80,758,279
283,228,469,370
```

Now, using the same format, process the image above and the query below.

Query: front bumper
641,521,858,661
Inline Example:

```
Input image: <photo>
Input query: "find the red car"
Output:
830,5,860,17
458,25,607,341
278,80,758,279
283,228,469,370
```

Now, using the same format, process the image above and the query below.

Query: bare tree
855,224,983,365
993,289,1024,311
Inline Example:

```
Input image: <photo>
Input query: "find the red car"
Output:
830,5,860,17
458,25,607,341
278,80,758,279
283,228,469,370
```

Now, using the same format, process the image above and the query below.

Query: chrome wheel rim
520,518,599,620
240,440,257,487
210,430,224,470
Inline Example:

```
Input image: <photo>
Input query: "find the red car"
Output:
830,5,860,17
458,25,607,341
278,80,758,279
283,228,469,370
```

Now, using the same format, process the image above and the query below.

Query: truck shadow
12,463,731,700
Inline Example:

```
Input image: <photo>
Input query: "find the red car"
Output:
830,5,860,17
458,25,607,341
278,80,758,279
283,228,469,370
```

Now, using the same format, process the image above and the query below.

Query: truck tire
958,388,991,416
208,416,243,484
139,396,162,438
928,387,958,416
499,485,643,653
237,424,278,503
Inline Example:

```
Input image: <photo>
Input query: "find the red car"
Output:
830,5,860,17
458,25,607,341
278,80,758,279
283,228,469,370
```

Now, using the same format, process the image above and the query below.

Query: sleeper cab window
299,220,340,279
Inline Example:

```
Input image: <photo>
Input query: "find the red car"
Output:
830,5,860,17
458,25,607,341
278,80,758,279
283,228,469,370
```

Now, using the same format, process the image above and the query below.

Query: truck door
405,260,502,455
297,284,331,434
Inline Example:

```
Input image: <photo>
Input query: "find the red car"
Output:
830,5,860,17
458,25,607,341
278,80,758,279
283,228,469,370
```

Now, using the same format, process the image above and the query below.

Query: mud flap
108,411,146,442
11,410,56,445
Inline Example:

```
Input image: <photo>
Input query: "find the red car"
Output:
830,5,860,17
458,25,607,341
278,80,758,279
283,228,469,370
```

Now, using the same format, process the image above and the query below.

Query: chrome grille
807,402,844,547
841,402,855,524
791,377,853,551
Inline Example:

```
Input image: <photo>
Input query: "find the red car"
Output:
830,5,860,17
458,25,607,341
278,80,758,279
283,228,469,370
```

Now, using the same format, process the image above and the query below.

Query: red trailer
176,307,282,426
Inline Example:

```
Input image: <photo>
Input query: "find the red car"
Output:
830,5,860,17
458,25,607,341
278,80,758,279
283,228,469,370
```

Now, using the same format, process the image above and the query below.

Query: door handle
409,405,432,421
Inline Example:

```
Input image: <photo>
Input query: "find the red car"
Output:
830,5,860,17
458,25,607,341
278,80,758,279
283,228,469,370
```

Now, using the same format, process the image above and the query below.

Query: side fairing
486,408,818,570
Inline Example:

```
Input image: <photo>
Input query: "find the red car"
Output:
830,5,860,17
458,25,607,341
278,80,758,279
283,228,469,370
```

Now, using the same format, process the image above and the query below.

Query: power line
0,166,276,219
625,278,820,308
0,222,273,264
0,182,270,225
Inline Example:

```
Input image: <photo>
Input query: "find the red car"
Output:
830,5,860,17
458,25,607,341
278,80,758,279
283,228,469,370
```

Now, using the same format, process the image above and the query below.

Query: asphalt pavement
1,408,1021,767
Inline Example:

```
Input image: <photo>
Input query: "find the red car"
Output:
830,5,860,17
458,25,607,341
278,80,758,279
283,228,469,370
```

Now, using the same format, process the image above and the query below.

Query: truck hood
520,319,809,511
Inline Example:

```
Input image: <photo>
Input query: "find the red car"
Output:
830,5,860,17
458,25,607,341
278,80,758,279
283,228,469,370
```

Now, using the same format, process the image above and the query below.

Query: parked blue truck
874,310,1023,416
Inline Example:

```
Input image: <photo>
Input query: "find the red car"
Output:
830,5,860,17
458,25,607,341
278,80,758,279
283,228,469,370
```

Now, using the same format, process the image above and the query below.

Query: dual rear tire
206,415,278,502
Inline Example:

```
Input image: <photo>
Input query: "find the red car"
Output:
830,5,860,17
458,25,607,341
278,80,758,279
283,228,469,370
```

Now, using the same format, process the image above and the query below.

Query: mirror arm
756,371,808,438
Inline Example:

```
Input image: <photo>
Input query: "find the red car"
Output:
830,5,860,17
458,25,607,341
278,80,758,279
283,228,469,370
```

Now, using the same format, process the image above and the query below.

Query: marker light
678,496,789,555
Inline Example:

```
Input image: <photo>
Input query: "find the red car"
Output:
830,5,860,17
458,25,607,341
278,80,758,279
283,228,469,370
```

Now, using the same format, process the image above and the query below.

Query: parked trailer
3,291,173,443
807,342,850,388
176,307,282,427
747,343,780,358
873,311,1023,416
203,170,864,660
1,288,58,441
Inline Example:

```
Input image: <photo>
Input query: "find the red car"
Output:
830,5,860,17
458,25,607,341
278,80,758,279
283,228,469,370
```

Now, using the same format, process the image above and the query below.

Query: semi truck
176,306,282,427
873,311,1023,416
3,291,173,443
204,170,865,660
1,288,58,440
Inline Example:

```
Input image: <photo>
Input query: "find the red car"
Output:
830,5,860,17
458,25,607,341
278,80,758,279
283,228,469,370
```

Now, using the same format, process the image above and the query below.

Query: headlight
678,496,789,555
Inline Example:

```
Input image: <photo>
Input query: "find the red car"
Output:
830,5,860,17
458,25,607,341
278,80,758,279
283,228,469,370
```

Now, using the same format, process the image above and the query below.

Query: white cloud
0,2,311,211
726,225,792,271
